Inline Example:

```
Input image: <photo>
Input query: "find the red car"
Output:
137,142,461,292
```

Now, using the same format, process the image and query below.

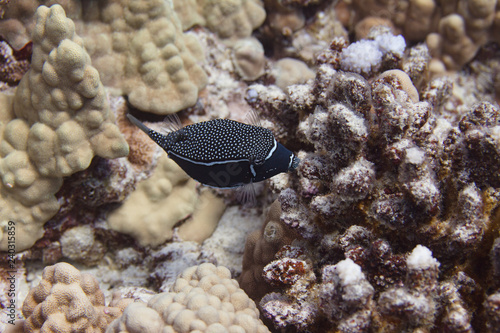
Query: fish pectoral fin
236,182,257,206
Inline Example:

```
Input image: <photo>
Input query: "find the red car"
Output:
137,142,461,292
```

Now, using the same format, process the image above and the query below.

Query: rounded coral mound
22,262,130,333
107,263,270,333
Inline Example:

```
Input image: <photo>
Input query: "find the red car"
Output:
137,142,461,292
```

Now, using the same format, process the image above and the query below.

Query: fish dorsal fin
159,113,183,134
244,109,262,127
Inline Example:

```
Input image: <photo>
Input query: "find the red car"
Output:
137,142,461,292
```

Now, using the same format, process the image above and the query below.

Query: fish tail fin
127,114,152,135
128,114,174,151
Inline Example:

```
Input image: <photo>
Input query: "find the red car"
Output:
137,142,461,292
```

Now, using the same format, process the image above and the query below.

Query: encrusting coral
21,262,132,332
107,263,270,333
0,4,128,251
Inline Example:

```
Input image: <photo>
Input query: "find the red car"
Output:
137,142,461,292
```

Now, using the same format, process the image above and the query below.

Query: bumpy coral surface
107,263,269,332
173,0,266,40
0,38,31,89
0,4,128,251
243,26,500,330
22,262,131,332
0,0,208,115
347,0,500,71
107,154,225,247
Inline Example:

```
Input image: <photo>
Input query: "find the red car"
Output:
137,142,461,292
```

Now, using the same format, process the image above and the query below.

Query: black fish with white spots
127,114,300,189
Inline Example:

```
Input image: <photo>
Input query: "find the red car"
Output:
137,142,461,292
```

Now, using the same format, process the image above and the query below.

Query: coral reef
270,58,315,91
89,0,208,115
0,0,208,115
231,37,265,81
1,1,500,333
0,4,128,251
0,38,31,89
107,263,270,333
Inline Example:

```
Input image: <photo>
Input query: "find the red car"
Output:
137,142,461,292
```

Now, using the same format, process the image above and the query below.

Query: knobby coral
22,262,132,332
242,29,500,331
347,0,500,70
0,0,208,115
173,0,266,40
0,4,128,251
107,263,270,332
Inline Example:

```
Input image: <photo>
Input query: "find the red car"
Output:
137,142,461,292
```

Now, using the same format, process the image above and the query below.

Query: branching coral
0,0,208,115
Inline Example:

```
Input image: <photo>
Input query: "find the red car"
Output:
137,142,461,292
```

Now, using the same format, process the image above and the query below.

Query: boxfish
127,114,300,189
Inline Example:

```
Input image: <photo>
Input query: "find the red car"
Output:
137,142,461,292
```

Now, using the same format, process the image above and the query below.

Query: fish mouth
290,155,301,170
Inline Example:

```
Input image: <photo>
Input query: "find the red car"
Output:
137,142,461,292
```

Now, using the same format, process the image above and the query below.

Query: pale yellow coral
403,0,436,41
22,262,132,333
107,263,270,333
271,58,315,91
13,4,128,177
93,0,207,115
107,154,225,247
0,113,62,251
173,0,205,31
231,37,265,80
0,4,128,251
173,0,266,40
436,14,478,69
